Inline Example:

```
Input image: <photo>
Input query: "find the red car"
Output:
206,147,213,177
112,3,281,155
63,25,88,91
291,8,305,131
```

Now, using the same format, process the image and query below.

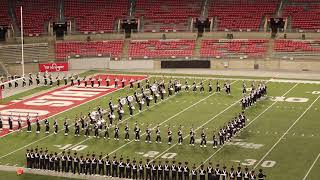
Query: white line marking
302,152,320,180
196,83,298,169
253,95,320,169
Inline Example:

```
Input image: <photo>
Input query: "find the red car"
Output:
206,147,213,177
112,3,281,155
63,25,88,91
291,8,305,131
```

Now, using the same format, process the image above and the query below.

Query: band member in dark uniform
207,162,213,180
257,169,266,180
35,118,40,134
178,126,183,145
177,162,183,180
53,119,58,134
157,161,163,180
121,78,126,88
105,155,111,177
27,115,31,133
189,127,195,146
145,159,152,180
91,153,97,175
130,78,135,89
61,151,67,172
0,115,3,131
119,157,125,178
199,164,206,180
171,160,177,180
132,158,138,179
73,152,80,174
66,151,73,172
164,160,170,180
44,118,50,134
216,80,221,93
151,161,157,180
85,153,91,175
112,156,119,177
54,152,60,172
114,124,119,140
155,125,161,143
8,114,13,132
184,162,190,180
79,155,85,174
64,119,69,136
77,75,81,86
200,128,207,148
114,77,119,88
191,164,197,180
126,158,132,179
106,76,110,87
168,127,173,145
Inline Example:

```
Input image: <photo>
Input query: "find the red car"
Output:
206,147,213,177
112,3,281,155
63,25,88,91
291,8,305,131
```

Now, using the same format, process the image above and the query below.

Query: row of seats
274,40,320,52
0,1,10,26
55,41,124,60
208,0,279,31
283,4,320,30
15,0,57,35
64,0,128,33
129,39,195,58
55,39,320,60
201,39,269,57
135,0,202,32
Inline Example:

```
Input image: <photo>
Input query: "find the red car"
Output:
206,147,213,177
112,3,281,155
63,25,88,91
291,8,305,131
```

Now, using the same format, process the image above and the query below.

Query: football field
0,72,319,180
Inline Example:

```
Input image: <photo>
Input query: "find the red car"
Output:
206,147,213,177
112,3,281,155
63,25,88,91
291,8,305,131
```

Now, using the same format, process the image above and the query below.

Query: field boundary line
302,152,320,180
102,80,235,158
0,76,148,159
196,83,298,169
253,95,320,169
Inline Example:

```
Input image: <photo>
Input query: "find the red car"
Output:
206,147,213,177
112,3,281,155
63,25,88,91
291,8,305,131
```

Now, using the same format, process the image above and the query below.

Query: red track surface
0,74,147,137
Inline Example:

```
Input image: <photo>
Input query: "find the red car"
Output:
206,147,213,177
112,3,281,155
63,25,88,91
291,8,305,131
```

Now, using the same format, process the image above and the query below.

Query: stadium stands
0,1,10,26
129,39,195,58
64,0,128,33
55,40,124,60
200,39,268,58
283,3,320,31
274,39,320,58
208,0,279,31
134,0,202,32
15,0,57,35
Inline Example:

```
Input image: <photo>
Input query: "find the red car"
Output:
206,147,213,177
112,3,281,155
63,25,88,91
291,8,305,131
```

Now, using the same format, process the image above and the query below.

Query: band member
189,127,195,146
155,125,161,143
126,158,132,178
257,169,266,180
178,126,183,145
185,80,189,92
53,119,58,134
98,154,104,175
105,76,110,87
250,170,256,180
132,158,138,179
130,78,135,89
191,164,197,180
207,162,213,180
171,161,177,180
213,132,218,149
216,80,221,93
94,123,100,138
104,123,110,140
168,127,173,145
215,164,221,180
158,161,163,180
139,160,144,180
114,124,119,140
74,120,80,136
144,159,151,180
145,125,151,143
35,117,40,134
85,154,91,175
73,152,80,174
61,151,67,172
28,73,33,86
199,164,206,180
164,160,170,180
114,77,119,88
229,166,236,180
76,75,81,86
16,115,22,132
151,161,157,180
22,77,26,87
129,104,134,117
0,114,3,130
221,165,228,180
112,156,118,177
92,153,98,175
71,75,75,86
63,74,68,86
26,114,31,133
177,162,183,180
49,74,53,86
105,155,111,177
84,121,90,137
124,122,130,141
135,123,141,141
192,81,197,92
243,166,250,180
199,81,204,93
54,152,60,172
36,73,40,86
90,77,95,88
184,162,190,180
200,128,207,147
83,76,88,88
66,151,73,172
119,157,125,178
121,78,126,88
64,119,69,136
97,76,101,87
236,165,242,180
8,114,13,132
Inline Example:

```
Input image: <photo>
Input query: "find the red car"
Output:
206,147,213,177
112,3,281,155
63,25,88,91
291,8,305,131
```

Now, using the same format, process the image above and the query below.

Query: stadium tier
283,4,320,31
208,0,279,31
0,1,10,26
135,0,202,32
200,39,268,58
55,40,124,60
64,0,128,33
129,39,195,58
15,0,57,35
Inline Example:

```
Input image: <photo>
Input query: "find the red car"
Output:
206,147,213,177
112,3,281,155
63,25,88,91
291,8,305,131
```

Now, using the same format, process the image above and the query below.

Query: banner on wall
38,62,69,72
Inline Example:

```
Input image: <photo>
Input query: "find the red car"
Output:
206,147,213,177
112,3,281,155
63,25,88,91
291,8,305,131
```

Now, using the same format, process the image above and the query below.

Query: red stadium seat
208,0,279,31
200,39,268,58
0,1,10,26
55,40,124,60
64,0,128,33
129,39,195,58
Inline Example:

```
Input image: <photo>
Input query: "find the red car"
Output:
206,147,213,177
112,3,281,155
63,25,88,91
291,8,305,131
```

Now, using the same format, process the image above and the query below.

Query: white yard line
0,77,148,159
302,152,320,180
196,83,298,169
102,79,231,158
253,95,320,170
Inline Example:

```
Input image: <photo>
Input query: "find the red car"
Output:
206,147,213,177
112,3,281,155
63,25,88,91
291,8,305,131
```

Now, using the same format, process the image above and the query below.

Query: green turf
0,74,319,180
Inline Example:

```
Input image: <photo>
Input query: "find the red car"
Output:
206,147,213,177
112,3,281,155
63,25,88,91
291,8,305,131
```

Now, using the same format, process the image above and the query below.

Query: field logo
269,96,309,103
